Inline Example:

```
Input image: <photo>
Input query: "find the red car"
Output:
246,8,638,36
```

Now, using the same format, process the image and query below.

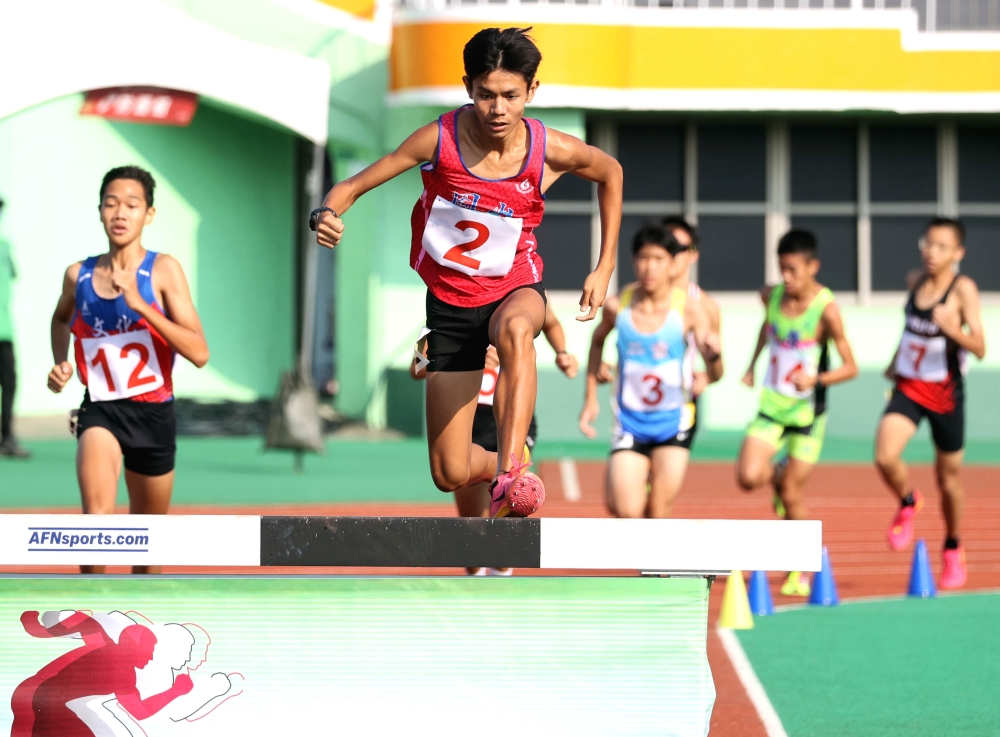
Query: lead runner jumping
313,28,622,516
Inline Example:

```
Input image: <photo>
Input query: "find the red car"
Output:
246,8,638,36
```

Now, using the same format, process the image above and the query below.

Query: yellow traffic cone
717,570,754,630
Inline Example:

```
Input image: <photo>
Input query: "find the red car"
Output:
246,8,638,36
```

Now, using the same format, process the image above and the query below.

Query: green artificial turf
737,592,1000,737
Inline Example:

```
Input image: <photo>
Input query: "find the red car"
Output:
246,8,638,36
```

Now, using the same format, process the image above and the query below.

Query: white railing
396,0,1000,31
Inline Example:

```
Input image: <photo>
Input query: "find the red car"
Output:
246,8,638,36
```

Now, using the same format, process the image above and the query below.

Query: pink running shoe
490,454,546,518
940,547,968,590
887,490,923,551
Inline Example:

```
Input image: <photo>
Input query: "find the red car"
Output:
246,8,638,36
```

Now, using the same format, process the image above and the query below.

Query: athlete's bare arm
115,255,209,367
935,275,986,360
741,286,772,388
48,263,83,393
315,123,440,249
686,300,723,383
543,128,623,322
541,302,579,378
791,302,858,391
579,295,620,439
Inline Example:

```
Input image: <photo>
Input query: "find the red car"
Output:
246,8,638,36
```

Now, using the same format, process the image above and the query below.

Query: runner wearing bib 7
875,218,986,590
737,230,858,597
314,28,623,520
47,167,209,575
580,224,721,520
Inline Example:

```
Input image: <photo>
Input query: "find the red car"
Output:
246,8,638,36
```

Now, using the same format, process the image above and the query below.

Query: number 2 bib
620,358,683,413
895,333,948,382
81,330,165,402
764,346,815,400
422,196,523,278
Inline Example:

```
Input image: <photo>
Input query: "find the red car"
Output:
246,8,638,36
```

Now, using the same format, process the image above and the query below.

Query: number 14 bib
81,330,165,401
422,196,523,278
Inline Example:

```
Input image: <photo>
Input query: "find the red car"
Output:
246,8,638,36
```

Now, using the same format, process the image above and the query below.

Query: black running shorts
76,394,177,476
470,404,537,454
884,388,964,453
425,283,546,372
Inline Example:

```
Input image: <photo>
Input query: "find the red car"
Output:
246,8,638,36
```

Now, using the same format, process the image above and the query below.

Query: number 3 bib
422,196,523,278
82,330,165,401
620,359,683,413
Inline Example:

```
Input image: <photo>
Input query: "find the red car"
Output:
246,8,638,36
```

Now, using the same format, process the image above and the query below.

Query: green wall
0,96,296,416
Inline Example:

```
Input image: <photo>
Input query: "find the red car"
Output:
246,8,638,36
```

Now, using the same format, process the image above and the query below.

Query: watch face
309,210,319,231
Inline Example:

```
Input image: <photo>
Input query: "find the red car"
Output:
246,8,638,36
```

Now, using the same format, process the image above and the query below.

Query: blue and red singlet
70,251,174,403
410,106,547,308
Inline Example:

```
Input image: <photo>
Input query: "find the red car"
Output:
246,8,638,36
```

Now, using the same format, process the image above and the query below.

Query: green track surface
738,592,1000,737
3,433,1000,508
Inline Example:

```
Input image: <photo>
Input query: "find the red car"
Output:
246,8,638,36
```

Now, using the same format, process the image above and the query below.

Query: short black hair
925,217,965,245
777,229,817,260
661,216,699,249
100,166,155,207
632,223,685,256
463,27,543,86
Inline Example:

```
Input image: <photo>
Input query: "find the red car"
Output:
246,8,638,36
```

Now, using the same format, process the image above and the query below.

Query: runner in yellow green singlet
736,229,859,596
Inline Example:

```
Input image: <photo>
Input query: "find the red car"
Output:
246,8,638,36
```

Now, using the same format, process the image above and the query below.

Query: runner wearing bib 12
737,229,858,597
47,166,209,575
875,218,986,591
314,28,623,521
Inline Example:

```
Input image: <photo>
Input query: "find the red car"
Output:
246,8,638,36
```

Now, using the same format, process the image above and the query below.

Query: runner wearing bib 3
314,28,623,520
47,166,209,575
875,218,986,591
580,224,721,519
737,229,857,597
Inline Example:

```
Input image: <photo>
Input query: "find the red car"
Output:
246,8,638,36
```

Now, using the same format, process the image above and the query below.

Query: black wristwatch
309,207,338,232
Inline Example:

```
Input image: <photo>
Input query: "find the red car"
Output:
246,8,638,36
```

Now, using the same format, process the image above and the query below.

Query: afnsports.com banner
0,577,715,736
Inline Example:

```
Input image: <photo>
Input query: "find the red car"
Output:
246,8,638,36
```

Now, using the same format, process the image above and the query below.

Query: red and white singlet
410,106,547,308
894,276,966,414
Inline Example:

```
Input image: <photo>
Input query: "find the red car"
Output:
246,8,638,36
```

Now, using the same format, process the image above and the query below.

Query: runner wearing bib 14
314,28,623,520
737,229,858,597
876,218,986,591
47,167,209,575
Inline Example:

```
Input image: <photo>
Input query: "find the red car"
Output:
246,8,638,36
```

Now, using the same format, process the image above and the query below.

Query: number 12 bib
422,196,523,278
81,330,165,402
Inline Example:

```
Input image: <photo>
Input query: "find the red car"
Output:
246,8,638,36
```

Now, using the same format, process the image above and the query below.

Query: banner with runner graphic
0,576,714,737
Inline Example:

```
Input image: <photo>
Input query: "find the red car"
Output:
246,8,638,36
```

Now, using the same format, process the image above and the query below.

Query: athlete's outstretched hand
315,212,345,250
579,398,600,439
741,368,755,388
555,351,579,378
47,362,73,394
577,269,611,322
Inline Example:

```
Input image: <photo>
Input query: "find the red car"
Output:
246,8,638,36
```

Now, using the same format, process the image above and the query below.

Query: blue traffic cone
747,570,774,616
808,546,839,606
907,539,937,598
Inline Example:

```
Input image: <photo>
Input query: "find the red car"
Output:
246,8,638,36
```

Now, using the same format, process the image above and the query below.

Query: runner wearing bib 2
314,28,623,520
737,230,857,597
47,167,209,575
580,224,721,519
876,218,986,590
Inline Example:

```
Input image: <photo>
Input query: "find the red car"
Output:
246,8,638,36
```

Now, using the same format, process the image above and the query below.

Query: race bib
81,330,164,401
620,359,684,413
764,346,816,399
422,196,523,277
479,366,498,406
895,334,948,382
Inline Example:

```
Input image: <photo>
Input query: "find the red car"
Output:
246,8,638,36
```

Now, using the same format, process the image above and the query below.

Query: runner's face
633,244,673,292
100,178,154,247
779,253,819,297
920,225,964,276
463,70,539,139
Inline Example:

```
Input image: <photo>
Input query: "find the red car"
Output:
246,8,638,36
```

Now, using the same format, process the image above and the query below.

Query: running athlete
662,216,723,450
737,229,857,596
47,166,209,574
876,218,985,590
313,28,622,517
579,224,721,519
412,301,578,574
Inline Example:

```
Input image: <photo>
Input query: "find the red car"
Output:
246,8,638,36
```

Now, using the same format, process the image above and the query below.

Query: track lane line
716,627,789,737
559,458,582,502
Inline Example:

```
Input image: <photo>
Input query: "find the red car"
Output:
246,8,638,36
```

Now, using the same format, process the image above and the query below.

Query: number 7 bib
81,330,165,401
422,196,523,277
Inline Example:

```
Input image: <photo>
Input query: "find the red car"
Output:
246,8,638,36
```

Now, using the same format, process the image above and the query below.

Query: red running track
3,461,999,736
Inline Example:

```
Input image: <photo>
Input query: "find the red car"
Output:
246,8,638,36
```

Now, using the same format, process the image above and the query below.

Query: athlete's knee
494,313,536,352
736,465,760,492
429,460,471,492
874,445,901,474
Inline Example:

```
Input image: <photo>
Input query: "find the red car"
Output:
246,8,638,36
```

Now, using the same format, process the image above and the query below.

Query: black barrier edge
260,517,542,568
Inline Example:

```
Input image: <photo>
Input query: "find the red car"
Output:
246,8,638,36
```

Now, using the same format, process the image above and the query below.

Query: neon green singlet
759,284,834,428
